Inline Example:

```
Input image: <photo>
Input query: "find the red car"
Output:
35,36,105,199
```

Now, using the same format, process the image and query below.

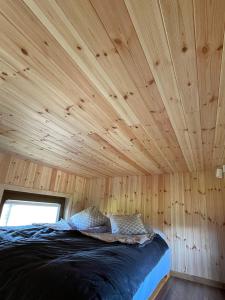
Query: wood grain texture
171,271,225,290
0,0,225,175
0,152,87,217
155,277,225,300
84,171,225,283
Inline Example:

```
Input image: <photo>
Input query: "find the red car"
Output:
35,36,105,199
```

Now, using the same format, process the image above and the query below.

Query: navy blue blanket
0,226,168,300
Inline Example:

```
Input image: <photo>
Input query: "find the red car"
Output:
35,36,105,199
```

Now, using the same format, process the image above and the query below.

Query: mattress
133,248,171,300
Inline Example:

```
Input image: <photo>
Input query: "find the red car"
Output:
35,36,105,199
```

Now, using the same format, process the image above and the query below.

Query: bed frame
149,273,170,300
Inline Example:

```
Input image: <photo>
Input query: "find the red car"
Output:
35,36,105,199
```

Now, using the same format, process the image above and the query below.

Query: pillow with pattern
109,214,147,235
68,206,108,230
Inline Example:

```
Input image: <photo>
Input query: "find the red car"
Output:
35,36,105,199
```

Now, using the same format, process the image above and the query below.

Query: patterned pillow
68,206,108,230
109,214,147,235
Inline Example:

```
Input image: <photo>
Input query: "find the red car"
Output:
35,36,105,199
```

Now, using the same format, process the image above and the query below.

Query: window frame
0,190,65,224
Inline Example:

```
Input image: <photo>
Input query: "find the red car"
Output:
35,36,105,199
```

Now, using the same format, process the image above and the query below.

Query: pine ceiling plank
0,0,224,175
96,130,163,174
90,0,187,173
0,102,143,176
22,0,139,126
22,0,184,173
159,0,203,170
0,38,115,139
65,0,187,172
88,133,150,175
194,0,225,168
0,97,149,177
0,34,152,174
129,125,188,173
0,0,131,132
0,86,156,175
0,0,165,175
0,12,125,132
0,128,113,177
0,79,154,176
125,0,197,172
193,0,225,168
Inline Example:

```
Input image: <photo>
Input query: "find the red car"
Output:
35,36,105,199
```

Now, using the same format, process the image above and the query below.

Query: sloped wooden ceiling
0,0,225,177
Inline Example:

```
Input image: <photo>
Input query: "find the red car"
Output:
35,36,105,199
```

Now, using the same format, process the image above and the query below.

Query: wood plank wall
84,172,225,283
0,152,87,217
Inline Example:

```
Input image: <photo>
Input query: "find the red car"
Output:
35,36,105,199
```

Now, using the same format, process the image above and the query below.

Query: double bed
0,225,170,300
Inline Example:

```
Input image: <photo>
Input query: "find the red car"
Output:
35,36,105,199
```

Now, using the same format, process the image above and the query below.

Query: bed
0,225,170,300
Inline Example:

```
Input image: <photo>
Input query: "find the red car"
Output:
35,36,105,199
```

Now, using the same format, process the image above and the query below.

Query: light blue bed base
133,248,171,300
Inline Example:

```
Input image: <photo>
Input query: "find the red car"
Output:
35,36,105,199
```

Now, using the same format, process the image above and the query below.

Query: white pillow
109,214,147,235
68,206,108,230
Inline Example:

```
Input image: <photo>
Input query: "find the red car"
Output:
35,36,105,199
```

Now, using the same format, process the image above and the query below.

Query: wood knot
202,45,208,54
182,46,188,52
66,105,73,112
217,44,223,51
114,38,122,45
148,79,155,85
209,95,217,103
21,48,28,56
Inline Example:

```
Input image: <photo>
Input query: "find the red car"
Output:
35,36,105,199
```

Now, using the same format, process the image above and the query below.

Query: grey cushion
68,206,108,230
109,214,147,235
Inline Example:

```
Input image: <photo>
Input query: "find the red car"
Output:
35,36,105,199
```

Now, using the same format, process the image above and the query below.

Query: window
0,190,65,226
0,200,60,226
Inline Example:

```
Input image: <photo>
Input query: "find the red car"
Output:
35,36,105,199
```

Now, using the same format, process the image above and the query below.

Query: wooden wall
0,152,87,217
84,172,225,283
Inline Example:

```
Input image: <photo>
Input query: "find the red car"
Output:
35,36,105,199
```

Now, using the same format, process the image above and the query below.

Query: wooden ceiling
0,0,225,177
